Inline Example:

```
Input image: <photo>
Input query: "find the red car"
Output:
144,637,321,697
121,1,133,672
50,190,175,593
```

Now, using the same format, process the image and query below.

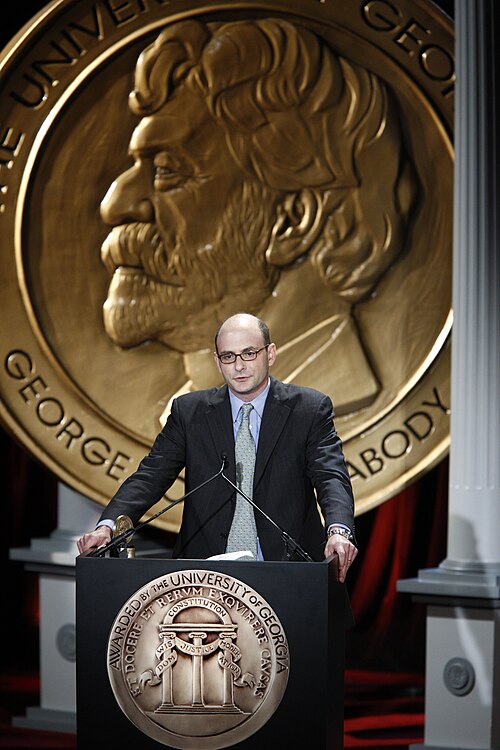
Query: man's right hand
77,526,112,554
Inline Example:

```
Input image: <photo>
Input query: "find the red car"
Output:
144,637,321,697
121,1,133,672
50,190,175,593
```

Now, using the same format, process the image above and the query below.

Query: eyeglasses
216,345,270,365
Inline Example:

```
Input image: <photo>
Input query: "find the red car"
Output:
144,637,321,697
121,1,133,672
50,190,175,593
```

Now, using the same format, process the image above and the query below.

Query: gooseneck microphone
87,456,227,558
220,453,313,562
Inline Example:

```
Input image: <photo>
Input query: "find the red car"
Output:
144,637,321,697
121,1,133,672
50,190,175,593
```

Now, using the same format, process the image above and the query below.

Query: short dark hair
214,314,270,351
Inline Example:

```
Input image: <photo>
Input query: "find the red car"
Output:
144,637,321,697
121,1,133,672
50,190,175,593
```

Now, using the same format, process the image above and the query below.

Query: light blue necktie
226,403,258,558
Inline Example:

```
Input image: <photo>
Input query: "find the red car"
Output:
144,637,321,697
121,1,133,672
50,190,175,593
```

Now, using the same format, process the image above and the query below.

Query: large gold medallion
107,569,289,748
0,0,453,523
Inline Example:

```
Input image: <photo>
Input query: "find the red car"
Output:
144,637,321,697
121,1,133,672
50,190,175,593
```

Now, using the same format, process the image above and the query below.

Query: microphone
87,455,227,558
221,455,313,562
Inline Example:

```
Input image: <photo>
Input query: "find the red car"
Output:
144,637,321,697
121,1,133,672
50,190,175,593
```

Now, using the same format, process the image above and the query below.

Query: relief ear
266,189,324,267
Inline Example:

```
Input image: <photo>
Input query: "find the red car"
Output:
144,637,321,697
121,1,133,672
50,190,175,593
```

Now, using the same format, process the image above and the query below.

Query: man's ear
266,189,325,267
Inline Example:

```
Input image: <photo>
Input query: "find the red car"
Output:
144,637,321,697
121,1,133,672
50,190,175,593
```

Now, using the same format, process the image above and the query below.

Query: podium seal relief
107,570,290,748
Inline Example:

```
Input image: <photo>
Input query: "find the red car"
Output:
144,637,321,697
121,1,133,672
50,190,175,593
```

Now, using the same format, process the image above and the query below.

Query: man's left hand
324,534,358,583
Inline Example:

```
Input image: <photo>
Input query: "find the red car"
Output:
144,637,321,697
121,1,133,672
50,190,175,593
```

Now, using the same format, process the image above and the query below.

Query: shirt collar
229,378,271,423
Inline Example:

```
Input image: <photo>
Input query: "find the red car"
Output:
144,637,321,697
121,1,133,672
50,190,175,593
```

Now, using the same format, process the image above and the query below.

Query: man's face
100,81,279,353
214,321,276,400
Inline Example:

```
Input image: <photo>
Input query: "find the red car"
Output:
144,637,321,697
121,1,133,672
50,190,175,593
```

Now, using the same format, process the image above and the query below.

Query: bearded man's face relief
100,83,279,353
100,18,417,358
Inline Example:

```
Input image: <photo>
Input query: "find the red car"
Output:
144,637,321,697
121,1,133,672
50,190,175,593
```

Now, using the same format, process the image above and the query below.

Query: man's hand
324,533,358,583
77,526,112,555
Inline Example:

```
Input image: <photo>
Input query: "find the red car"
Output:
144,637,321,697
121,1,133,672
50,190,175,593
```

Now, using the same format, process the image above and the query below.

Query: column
397,2,500,749
160,631,175,708
442,0,500,576
190,631,207,706
220,632,237,707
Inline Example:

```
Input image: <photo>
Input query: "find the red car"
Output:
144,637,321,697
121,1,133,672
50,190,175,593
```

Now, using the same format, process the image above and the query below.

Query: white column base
421,604,499,750
12,706,76,734
9,484,102,734
399,575,500,750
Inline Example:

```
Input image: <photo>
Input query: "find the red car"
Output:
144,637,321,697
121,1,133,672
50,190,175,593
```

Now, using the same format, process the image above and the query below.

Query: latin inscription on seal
107,570,290,748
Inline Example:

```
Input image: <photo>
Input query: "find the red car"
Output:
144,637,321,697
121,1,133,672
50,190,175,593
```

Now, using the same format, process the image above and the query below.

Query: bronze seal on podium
0,1,453,525
107,570,289,748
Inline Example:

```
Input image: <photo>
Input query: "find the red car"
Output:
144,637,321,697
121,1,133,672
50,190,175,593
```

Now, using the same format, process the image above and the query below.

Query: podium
76,555,350,749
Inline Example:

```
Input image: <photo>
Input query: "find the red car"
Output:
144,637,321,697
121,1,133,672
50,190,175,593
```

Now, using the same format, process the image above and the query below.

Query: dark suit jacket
100,377,354,561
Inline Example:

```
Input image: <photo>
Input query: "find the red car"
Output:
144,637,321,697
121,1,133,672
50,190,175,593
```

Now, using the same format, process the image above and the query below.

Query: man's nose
100,165,154,225
234,355,246,370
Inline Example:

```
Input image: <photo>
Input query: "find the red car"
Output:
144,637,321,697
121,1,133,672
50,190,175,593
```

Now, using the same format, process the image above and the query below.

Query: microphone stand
88,459,227,558
220,467,313,562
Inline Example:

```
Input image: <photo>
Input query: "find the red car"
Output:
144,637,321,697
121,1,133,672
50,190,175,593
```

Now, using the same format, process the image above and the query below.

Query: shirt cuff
327,523,350,535
97,519,114,530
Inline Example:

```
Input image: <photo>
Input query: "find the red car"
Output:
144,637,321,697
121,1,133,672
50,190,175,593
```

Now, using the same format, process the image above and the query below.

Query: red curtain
346,459,449,672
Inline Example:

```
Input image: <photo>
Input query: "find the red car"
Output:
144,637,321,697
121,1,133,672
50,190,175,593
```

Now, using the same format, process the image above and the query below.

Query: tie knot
240,403,253,422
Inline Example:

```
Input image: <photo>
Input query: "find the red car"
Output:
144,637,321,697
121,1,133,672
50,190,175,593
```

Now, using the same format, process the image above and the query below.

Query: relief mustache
101,222,172,281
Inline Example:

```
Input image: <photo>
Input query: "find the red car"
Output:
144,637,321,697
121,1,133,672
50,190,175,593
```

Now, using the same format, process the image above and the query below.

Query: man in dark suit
77,314,357,580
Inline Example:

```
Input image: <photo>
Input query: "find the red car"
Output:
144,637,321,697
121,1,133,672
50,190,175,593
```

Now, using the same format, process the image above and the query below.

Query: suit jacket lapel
206,385,237,485
254,378,291,488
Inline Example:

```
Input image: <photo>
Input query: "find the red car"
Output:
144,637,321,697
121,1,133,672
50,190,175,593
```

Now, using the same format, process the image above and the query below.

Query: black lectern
76,556,349,749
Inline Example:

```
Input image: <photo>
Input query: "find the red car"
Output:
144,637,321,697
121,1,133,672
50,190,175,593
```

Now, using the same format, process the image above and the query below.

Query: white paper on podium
207,550,255,561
